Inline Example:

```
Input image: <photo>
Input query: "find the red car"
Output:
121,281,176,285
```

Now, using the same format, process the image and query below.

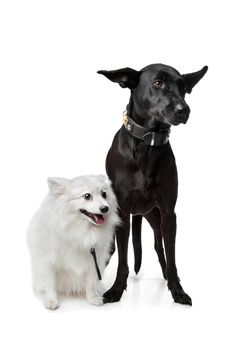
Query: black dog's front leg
161,211,192,305
103,214,130,303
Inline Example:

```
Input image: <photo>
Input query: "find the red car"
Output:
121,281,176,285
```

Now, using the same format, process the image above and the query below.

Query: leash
90,247,102,280
122,111,170,147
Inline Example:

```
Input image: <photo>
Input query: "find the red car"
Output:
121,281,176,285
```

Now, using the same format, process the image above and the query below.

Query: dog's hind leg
103,213,130,303
144,208,167,279
132,215,142,274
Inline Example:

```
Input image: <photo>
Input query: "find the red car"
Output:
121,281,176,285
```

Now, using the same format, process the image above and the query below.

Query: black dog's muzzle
123,114,170,147
173,103,190,124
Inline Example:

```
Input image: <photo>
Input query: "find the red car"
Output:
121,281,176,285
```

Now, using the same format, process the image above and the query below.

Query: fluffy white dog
27,175,119,310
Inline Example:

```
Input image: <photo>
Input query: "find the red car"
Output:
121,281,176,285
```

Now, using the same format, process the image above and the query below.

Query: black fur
98,63,208,305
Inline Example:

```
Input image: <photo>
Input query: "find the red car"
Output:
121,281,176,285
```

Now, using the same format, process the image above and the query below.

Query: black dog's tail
132,215,142,274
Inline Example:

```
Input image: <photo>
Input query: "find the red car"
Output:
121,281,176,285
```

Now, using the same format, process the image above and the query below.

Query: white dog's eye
83,193,92,200
101,191,107,199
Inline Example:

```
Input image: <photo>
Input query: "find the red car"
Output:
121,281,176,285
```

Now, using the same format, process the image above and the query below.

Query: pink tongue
93,215,105,225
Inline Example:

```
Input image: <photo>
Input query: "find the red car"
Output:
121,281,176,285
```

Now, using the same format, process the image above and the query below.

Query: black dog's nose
100,206,109,213
175,104,190,123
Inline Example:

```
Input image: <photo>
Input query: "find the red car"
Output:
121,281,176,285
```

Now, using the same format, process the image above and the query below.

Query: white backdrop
0,0,232,349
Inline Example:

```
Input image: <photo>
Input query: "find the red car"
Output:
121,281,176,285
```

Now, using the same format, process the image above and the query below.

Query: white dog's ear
105,177,112,188
47,177,69,195
98,174,112,188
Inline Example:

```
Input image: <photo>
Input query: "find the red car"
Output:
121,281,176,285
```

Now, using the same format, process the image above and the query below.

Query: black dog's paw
103,288,124,303
172,289,192,306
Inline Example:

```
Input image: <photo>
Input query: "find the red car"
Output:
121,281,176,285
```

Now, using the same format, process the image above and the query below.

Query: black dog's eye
101,191,107,199
153,80,163,88
83,193,92,200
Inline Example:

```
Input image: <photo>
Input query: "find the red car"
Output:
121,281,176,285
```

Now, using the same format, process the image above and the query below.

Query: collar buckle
143,131,170,146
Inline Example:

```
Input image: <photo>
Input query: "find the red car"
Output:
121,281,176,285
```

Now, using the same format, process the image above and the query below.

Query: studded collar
122,112,170,147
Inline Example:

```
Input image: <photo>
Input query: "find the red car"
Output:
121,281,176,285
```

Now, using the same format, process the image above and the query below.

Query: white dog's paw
87,296,104,306
97,283,105,296
45,299,60,310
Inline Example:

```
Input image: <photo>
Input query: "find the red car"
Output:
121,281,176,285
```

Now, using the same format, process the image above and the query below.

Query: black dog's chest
125,168,159,214
106,129,177,215
110,150,164,214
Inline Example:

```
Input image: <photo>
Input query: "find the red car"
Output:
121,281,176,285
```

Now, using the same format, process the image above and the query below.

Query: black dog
98,63,207,305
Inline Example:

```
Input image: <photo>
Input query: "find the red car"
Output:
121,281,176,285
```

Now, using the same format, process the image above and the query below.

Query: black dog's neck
124,96,171,147
126,96,171,132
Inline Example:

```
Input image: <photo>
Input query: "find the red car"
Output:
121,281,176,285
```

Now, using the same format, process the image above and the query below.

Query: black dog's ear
97,67,141,89
182,66,208,93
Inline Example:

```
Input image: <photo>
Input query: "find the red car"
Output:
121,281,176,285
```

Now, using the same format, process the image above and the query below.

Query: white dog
27,175,119,310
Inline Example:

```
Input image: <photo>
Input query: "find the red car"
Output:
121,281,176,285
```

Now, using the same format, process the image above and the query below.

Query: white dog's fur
27,175,119,310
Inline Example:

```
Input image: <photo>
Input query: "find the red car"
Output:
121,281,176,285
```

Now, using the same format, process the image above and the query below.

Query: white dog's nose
100,206,109,213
